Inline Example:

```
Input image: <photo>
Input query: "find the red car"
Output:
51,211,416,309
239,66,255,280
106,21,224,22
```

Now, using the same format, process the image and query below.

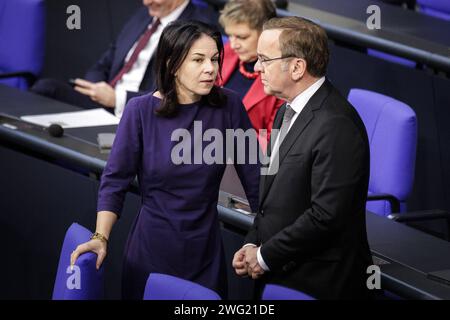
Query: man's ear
291,58,306,81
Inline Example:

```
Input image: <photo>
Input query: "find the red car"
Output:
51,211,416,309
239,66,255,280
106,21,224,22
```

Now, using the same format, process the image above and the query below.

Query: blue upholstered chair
262,284,315,300
348,89,417,216
0,0,46,90
417,0,450,20
143,273,221,300
52,223,104,300
367,49,417,68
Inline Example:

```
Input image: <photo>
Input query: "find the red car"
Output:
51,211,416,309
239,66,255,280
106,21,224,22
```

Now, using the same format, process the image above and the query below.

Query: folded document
21,108,120,129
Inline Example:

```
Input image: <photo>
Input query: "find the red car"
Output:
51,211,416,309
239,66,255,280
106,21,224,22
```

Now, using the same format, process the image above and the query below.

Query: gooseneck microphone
46,122,98,147
48,123,64,137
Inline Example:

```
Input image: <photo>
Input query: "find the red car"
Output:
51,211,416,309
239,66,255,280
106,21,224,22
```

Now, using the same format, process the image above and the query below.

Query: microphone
46,123,98,148
48,123,64,137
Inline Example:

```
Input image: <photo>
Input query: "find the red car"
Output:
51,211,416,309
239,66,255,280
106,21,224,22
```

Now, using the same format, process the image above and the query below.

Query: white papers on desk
20,108,120,129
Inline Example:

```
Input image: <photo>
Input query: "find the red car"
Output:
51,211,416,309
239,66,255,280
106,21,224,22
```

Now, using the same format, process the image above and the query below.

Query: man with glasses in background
31,0,218,118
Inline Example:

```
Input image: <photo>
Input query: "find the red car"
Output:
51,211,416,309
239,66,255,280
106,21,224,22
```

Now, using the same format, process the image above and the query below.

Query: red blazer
218,43,283,149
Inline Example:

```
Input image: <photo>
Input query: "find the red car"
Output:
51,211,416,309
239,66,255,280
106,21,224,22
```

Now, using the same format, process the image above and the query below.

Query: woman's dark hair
154,20,226,117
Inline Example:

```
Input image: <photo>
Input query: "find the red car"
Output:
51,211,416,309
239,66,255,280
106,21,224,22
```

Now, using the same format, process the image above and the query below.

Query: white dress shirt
114,0,190,118
246,76,326,272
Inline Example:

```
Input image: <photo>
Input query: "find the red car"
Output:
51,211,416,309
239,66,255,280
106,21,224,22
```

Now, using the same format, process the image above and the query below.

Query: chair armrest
0,71,36,86
388,209,450,223
367,193,401,213
228,195,252,214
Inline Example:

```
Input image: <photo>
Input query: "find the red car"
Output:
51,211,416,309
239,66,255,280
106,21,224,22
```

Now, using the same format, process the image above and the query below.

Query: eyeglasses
257,55,296,65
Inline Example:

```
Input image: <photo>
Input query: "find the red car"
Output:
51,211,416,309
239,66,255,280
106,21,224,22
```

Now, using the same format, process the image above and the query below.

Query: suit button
260,209,264,216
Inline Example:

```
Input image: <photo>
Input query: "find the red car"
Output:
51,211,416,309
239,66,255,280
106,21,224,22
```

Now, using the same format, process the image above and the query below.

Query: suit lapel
177,1,195,20
112,11,152,78
259,80,333,207
259,102,286,207
260,108,313,205
277,108,314,167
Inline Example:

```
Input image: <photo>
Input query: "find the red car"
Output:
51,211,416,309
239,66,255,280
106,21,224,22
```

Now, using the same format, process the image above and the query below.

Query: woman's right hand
70,239,108,270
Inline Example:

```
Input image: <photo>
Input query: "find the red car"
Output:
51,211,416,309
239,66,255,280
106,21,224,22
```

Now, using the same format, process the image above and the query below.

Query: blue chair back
417,0,450,20
348,89,417,216
52,223,104,300
143,273,221,300
367,49,416,68
0,0,45,90
262,284,315,300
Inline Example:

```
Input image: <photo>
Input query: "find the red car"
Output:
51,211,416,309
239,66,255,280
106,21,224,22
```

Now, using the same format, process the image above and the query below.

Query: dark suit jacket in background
245,79,374,299
84,1,219,103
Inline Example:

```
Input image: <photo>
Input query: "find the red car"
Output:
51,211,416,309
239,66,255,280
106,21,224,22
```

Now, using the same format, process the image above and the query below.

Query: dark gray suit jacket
245,79,374,299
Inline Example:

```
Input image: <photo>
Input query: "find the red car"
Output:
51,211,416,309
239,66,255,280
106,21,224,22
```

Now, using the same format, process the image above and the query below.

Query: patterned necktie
109,19,161,88
277,104,296,146
268,104,296,166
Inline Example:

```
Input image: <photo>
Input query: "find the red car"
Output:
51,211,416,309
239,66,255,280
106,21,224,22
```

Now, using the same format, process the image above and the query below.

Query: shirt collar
159,0,190,27
289,77,326,114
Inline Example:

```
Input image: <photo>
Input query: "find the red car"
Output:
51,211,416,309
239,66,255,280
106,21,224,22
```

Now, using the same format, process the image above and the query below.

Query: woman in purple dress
71,20,260,299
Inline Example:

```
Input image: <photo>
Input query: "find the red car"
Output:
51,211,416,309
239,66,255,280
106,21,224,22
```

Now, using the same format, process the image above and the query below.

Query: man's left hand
244,246,265,279
74,78,116,108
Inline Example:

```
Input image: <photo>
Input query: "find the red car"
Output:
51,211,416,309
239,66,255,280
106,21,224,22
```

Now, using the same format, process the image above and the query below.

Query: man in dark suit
31,0,218,117
232,17,374,299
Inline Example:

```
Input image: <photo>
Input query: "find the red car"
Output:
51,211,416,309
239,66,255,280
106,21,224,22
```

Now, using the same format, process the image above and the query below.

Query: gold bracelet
91,232,108,243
